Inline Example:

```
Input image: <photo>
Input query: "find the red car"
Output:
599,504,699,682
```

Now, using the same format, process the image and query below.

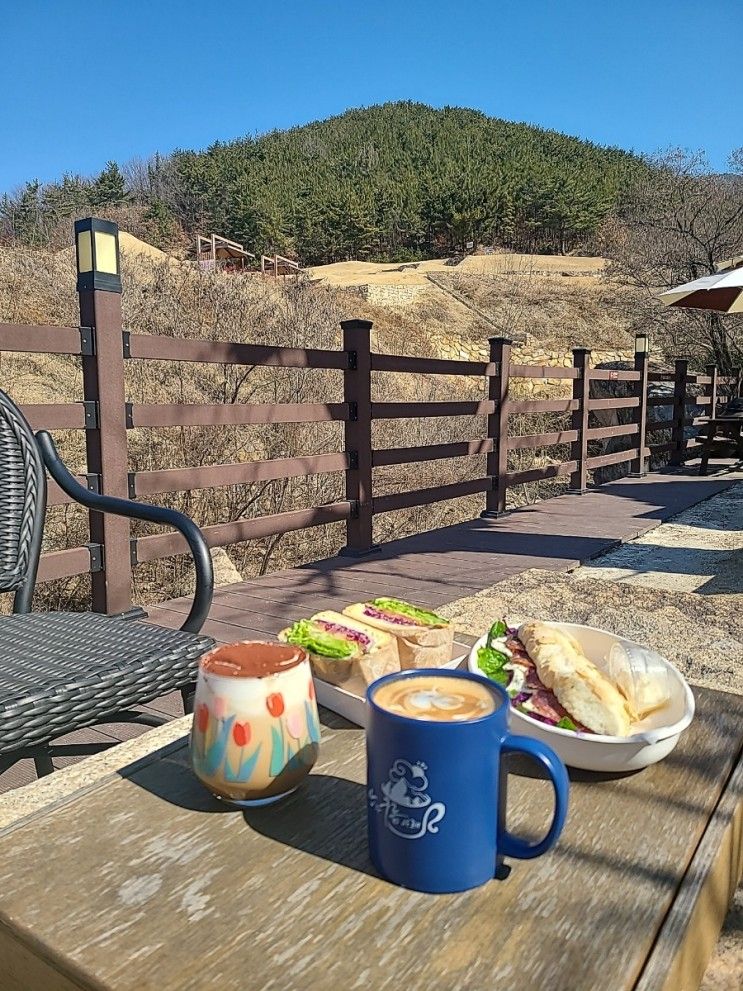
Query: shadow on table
504,751,641,783
118,746,234,814
243,773,378,877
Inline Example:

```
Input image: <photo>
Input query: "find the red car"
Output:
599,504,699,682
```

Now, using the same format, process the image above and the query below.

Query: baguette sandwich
343,598,454,669
279,610,399,686
518,621,634,737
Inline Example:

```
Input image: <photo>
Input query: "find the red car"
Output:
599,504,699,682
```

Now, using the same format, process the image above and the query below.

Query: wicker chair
0,390,215,780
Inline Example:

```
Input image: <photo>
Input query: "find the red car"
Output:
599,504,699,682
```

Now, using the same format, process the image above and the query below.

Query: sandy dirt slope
308,253,606,287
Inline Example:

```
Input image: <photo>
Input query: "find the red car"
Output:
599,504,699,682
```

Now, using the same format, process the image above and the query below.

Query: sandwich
279,610,399,686
343,599,454,669
475,619,637,737
518,621,634,736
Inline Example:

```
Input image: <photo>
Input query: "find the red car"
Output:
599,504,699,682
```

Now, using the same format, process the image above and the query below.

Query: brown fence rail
1,220,741,613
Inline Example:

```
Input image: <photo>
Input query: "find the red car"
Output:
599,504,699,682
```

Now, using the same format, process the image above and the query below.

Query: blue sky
0,0,738,193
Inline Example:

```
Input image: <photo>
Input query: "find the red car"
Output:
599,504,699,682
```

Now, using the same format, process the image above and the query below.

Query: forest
0,102,647,263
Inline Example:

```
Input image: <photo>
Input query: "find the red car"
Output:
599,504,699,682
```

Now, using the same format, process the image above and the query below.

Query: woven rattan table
0,687,741,991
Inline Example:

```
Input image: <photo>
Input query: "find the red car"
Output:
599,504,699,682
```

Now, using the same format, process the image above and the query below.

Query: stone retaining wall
431,333,635,393
340,283,432,306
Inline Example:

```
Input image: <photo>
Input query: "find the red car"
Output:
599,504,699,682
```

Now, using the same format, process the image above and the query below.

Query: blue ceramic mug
366,668,569,893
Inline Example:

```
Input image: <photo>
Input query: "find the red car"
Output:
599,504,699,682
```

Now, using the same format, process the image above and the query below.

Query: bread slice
518,621,633,737
343,601,454,669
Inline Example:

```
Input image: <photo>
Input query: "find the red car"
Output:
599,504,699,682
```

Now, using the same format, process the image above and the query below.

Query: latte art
374,675,496,722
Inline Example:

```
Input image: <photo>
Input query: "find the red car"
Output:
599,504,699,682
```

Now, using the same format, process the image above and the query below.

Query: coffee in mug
367,668,569,893
191,641,321,806
373,674,495,722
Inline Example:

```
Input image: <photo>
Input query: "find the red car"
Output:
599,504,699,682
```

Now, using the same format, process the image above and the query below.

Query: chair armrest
35,431,213,634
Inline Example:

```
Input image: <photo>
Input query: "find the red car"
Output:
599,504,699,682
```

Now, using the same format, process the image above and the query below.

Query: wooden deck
1,463,740,794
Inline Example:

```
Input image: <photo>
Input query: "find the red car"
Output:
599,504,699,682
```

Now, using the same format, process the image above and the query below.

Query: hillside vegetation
1,102,646,263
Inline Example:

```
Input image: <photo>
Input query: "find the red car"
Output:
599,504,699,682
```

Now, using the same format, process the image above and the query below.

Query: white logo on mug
368,759,446,840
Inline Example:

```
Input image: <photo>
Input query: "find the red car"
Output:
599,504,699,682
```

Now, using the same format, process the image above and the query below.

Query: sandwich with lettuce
343,598,454,669
279,610,399,686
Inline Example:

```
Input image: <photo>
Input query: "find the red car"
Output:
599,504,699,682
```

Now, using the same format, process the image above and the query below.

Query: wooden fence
1,224,740,615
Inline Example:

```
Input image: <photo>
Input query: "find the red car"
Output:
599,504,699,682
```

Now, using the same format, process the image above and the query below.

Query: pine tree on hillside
92,162,127,208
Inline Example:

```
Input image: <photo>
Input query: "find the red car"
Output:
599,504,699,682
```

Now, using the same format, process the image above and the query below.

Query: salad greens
556,716,578,731
282,620,356,659
476,620,511,685
370,598,449,627
488,619,508,642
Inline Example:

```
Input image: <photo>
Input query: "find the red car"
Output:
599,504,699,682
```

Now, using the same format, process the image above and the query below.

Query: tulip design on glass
267,693,287,777
192,684,320,788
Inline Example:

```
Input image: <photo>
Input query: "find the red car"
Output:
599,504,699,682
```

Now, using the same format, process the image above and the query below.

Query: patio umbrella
658,262,743,313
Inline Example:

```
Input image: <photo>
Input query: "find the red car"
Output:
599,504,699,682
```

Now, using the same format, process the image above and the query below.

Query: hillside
2,103,647,264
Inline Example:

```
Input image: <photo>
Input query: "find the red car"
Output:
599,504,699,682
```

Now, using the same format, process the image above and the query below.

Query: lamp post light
634,332,649,356
74,217,122,293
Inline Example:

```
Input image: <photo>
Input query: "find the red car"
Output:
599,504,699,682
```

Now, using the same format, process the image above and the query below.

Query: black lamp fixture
74,217,121,293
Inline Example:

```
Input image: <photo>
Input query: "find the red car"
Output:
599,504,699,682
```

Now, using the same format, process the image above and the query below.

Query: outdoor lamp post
631,333,650,477
74,217,131,615
74,217,121,293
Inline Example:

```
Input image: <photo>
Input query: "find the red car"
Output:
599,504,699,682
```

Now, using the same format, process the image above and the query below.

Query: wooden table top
0,688,742,991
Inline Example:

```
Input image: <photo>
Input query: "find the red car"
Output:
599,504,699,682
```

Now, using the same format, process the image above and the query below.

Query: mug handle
498,734,570,860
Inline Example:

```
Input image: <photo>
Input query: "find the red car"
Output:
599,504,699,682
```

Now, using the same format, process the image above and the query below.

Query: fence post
670,357,689,466
74,218,132,614
705,363,718,416
569,348,591,492
340,319,376,555
481,337,511,518
630,333,650,477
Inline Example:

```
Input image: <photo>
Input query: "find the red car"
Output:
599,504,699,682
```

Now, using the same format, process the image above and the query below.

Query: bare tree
603,149,743,370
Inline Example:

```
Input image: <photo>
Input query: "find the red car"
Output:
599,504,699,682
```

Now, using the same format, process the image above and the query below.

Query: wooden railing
1,228,741,615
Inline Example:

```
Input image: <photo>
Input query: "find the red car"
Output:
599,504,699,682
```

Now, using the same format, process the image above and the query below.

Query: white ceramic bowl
468,623,695,772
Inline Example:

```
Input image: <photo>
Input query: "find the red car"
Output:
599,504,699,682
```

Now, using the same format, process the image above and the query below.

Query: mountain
2,102,647,263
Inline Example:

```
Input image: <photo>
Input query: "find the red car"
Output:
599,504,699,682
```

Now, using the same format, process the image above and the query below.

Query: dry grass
445,270,636,350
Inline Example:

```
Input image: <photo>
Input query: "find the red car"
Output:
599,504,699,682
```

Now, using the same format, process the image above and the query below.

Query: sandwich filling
281,619,359,660
358,598,451,628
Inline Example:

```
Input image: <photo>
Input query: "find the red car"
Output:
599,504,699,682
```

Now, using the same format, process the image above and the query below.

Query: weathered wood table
0,688,741,991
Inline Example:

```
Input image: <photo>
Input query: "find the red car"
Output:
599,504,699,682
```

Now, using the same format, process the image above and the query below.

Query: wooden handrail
371,353,493,376
134,502,352,563
0,323,85,355
373,439,493,466
20,403,89,429
131,454,351,496
128,402,350,428
373,477,492,514
372,400,495,419
126,333,349,369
